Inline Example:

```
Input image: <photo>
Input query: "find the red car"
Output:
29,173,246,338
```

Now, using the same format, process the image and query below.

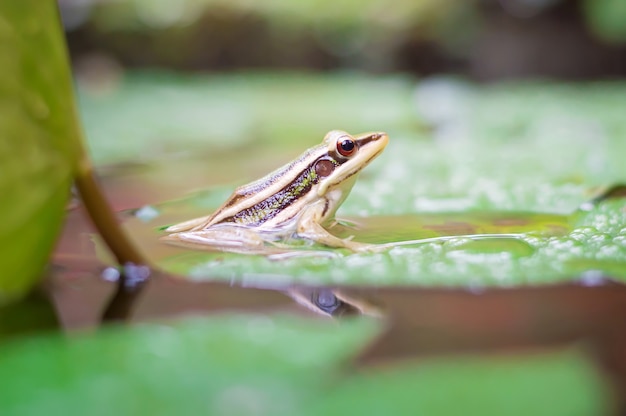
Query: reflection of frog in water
289,287,383,318
162,130,388,254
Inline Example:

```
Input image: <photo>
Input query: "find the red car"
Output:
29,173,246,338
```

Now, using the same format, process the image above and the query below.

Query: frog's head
314,130,389,196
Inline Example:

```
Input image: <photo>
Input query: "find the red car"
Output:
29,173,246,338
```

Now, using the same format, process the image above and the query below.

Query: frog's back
167,142,326,232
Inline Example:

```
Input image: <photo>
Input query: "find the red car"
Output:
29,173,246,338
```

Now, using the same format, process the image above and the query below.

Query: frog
162,130,388,254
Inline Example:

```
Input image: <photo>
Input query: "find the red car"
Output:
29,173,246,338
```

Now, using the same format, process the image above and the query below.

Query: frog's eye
337,138,356,157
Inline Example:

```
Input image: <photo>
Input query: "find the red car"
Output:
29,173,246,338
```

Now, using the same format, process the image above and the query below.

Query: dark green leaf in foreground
0,315,379,416
0,315,611,416
0,3,81,304
310,347,611,416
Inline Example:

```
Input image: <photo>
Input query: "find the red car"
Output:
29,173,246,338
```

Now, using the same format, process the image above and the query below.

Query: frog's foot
296,201,385,253
296,222,380,253
340,238,380,253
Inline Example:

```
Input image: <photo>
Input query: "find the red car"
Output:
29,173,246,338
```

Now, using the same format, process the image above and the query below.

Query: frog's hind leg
161,225,268,253
164,215,212,232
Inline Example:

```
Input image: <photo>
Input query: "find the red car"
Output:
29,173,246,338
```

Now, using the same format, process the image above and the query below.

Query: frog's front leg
296,200,375,252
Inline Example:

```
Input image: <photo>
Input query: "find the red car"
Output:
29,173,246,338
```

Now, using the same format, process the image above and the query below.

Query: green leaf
130,201,626,287
0,291,58,338
0,3,81,303
0,315,611,416
309,348,612,416
0,315,379,416
583,0,626,43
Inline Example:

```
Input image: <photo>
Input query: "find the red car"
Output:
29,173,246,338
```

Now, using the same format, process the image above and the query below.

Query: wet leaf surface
118,168,626,287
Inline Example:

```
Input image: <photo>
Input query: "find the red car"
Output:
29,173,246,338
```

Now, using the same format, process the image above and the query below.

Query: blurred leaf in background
0,3,81,304
61,0,473,73
583,0,626,42
80,0,455,32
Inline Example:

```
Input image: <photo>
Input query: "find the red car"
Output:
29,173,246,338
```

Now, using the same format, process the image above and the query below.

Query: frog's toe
345,240,381,253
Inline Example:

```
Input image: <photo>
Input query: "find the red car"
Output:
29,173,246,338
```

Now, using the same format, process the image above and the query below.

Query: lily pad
124,181,626,288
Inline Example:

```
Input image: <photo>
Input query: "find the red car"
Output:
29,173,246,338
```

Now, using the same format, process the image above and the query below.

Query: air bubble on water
442,237,472,250
576,226,600,236
597,244,622,259
569,231,588,243
134,205,160,222
101,267,120,282
613,236,626,247
122,263,151,288
588,233,611,246
467,281,486,295
579,270,607,287
549,238,578,251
